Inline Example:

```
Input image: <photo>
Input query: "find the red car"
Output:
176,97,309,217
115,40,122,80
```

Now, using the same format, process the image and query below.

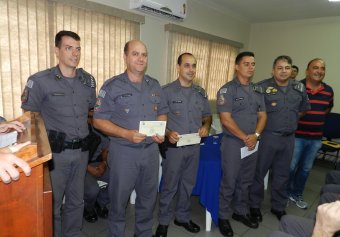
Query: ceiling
196,0,340,23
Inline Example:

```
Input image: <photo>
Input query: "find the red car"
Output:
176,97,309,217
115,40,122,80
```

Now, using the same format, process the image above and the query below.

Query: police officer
249,55,310,222
217,51,267,237
154,53,212,237
21,31,96,237
93,40,168,237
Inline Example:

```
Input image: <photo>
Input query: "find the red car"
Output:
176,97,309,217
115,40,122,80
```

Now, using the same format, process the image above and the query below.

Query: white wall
90,0,250,85
249,16,340,112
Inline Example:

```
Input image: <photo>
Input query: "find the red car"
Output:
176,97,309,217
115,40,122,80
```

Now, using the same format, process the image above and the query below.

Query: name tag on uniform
52,92,65,96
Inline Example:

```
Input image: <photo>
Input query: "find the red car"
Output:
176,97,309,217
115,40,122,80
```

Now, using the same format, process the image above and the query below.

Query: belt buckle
71,139,81,149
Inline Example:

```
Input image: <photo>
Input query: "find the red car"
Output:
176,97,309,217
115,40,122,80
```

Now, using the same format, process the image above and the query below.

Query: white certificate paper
240,141,259,159
177,133,201,147
139,121,166,136
0,131,17,148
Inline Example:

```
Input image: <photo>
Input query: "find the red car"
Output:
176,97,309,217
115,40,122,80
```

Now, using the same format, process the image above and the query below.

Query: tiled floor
81,159,334,237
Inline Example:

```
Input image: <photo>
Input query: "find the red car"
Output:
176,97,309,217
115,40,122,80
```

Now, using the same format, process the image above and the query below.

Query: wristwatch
255,132,261,140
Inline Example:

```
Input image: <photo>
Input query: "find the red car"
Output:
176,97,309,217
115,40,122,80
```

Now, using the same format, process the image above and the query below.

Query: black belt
63,139,83,150
272,131,294,137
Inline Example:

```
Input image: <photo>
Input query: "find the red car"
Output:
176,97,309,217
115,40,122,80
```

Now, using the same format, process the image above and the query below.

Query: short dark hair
235,51,255,65
273,55,292,68
292,65,299,72
306,58,324,69
177,53,194,65
55,31,80,48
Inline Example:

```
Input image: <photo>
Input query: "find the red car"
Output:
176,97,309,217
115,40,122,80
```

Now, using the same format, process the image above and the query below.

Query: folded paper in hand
139,121,166,136
177,133,201,147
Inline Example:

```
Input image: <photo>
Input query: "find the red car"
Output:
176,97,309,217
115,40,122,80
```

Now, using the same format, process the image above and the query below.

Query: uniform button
142,104,144,106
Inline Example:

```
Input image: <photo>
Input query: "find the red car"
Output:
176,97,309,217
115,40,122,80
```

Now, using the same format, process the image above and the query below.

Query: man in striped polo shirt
288,58,334,209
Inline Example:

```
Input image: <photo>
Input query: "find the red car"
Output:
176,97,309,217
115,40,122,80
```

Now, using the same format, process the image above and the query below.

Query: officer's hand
198,126,209,138
152,134,164,144
127,130,146,144
167,131,180,144
87,165,99,177
87,163,106,177
244,134,257,150
96,162,106,176
0,121,26,134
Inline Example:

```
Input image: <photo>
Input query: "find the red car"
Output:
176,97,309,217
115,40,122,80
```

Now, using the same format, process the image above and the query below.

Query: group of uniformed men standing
20,30,333,237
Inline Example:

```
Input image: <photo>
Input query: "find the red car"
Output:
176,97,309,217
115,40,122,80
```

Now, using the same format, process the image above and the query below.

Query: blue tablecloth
192,134,222,226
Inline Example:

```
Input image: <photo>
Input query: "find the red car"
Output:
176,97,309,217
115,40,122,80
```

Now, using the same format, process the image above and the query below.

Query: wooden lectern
0,112,52,237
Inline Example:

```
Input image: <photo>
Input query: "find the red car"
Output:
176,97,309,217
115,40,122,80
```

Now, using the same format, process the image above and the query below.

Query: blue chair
319,113,340,169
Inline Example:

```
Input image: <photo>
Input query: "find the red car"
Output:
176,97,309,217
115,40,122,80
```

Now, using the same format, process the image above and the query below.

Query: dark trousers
50,149,88,237
219,136,258,219
84,163,110,210
107,142,159,237
158,145,200,225
279,215,314,237
249,132,295,211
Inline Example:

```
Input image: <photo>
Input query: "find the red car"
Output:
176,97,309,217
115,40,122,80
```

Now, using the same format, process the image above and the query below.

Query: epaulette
33,68,52,79
79,68,96,88
256,78,272,86
144,74,158,85
193,85,208,98
162,83,170,89
292,81,305,93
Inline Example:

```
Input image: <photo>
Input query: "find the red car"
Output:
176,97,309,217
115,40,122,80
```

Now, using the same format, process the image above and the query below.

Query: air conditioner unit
130,0,187,21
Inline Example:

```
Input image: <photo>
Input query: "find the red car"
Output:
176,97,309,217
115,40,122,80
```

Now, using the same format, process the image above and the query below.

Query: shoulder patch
98,89,106,98
217,93,225,105
26,80,34,88
21,87,29,103
94,97,102,111
292,81,305,93
220,88,228,94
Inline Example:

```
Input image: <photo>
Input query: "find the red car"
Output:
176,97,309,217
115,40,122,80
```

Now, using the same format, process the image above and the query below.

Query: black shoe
174,219,200,233
270,209,286,220
154,224,168,237
83,208,98,223
218,218,233,237
96,205,109,219
250,208,263,222
232,213,259,229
